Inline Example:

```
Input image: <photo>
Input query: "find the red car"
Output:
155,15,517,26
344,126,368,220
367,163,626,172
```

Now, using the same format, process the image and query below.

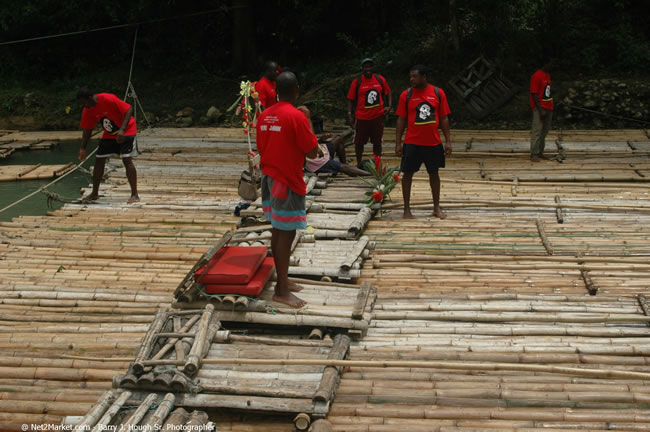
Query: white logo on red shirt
102,117,119,134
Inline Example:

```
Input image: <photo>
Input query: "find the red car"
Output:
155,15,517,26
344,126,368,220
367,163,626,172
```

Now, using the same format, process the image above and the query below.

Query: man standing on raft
256,72,319,308
395,64,452,219
77,88,140,204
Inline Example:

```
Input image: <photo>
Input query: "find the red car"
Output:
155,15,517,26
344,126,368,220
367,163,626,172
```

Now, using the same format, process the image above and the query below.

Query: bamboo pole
142,357,650,380
74,391,114,432
213,331,333,348
373,254,650,265
314,334,351,403
132,309,168,375
554,195,564,223
150,314,201,362
535,219,553,255
380,198,650,213
310,419,333,432
143,393,175,430
120,392,157,428
91,391,132,432
161,408,189,431
184,304,217,375
340,237,369,271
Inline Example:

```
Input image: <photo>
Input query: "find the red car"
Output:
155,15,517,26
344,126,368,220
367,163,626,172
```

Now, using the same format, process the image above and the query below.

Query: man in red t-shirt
347,58,392,166
77,88,139,204
395,64,452,219
529,57,554,161
256,72,318,308
255,61,280,111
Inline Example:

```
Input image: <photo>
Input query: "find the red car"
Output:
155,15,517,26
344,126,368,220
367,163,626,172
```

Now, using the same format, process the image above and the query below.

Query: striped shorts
261,175,307,231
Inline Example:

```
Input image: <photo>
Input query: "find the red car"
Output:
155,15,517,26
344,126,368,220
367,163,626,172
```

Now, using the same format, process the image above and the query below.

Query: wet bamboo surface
2,127,650,431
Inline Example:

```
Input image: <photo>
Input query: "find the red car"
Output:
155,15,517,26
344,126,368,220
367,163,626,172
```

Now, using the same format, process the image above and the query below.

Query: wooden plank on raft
313,334,350,413
637,294,650,327
340,236,369,271
554,195,564,224
581,269,598,296
184,304,219,375
535,218,553,255
170,392,315,414
351,281,372,320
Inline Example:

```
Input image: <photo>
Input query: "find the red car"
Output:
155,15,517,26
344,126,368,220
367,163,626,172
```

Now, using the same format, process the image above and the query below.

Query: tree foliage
0,0,647,81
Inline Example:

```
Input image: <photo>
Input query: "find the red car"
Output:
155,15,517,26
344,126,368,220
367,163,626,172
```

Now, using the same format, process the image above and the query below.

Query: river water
0,140,92,221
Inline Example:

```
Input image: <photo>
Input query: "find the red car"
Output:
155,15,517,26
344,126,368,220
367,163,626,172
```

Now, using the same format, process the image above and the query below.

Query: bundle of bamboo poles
62,391,213,432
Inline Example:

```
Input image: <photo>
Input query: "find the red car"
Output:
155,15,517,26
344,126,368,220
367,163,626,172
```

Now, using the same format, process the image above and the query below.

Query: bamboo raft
0,163,75,181
2,127,650,431
112,304,351,419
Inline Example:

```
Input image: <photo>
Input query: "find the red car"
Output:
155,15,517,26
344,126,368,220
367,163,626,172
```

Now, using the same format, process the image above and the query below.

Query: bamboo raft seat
0,163,75,181
62,390,213,431
173,231,376,336
115,305,351,418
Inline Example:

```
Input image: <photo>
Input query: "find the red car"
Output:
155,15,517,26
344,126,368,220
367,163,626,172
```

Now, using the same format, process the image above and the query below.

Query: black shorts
400,143,445,174
97,135,138,158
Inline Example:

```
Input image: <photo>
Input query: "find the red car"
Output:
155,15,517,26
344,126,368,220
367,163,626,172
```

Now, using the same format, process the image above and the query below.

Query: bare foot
433,207,447,219
81,193,99,203
272,293,307,308
287,280,304,292
530,156,540,162
127,195,140,204
403,209,415,219
539,154,551,160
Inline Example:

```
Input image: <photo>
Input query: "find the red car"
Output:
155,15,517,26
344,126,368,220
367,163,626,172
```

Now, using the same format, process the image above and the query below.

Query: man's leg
354,120,370,166
370,116,384,157
122,157,140,203
401,172,415,219
429,171,447,219
339,164,371,176
539,110,553,159
271,228,306,308
86,157,106,201
530,109,543,161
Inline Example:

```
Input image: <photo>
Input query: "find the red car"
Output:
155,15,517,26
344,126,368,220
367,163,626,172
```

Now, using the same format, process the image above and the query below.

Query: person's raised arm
395,116,406,157
78,129,92,161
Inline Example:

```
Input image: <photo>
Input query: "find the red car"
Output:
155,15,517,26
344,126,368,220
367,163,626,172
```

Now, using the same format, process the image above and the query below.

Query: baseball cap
361,58,374,66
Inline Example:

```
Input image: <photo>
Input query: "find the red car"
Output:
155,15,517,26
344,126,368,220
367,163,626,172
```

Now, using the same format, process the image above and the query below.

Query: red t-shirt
80,93,137,139
396,85,451,146
529,69,553,111
255,76,277,109
346,74,390,121
256,101,318,195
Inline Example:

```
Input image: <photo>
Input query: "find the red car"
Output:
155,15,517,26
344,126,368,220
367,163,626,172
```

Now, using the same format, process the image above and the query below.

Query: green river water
0,140,92,222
